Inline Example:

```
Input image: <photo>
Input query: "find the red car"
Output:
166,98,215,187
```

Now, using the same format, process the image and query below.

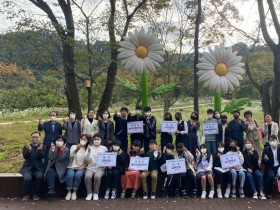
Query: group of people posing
20,107,280,202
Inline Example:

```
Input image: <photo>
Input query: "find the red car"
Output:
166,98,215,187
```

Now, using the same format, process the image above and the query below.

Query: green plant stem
141,72,149,113
214,91,221,111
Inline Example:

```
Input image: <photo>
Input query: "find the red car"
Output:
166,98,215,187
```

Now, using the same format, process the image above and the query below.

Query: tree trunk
164,96,171,114
193,0,201,112
271,52,280,125
260,81,272,117
87,87,93,112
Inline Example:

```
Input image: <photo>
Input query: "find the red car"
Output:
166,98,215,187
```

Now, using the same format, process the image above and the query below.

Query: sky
0,0,278,47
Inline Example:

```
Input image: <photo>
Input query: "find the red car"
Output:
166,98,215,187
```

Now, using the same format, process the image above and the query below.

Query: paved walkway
0,197,279,210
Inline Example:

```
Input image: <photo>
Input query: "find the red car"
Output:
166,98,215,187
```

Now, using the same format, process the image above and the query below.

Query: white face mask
208,114,213,119
218,147,224,153
70,114,76,119
56,141,63,147
245,143,252,149
135,110,141,115
93,140,101,146
166,149,173,154
269,141,278,148
103,114,108,119
50,116,56,121
145,112,151,117
113,145,120,151
80,140,87,146
201,148,207,154
215,114,220,119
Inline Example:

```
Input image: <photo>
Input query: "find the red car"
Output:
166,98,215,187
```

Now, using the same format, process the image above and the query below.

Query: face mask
269,141,278,147
230,146,237,152
135,110,141,115
80,140,87,146
50,116,56,121
177,150,183,154
201,148,207,154
215,114,220,118
165,116,171,120
166,149,173,154
70,114,76,119
245,143,252,149
113,145,120,151
218,147,224,153
221,119,227,124
32,138,39,145
191,116,198,120
233,115,239,120
103,114,109,119
93,140,101,146
176,117,181,121
145,112,150,117
208,114,213,119
56,141,63,147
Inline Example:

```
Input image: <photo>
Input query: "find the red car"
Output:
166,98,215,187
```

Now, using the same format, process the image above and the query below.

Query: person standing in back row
228,110,246,150
143,106,157,153
81,109,99,139
202,109,218,154
175,112,188,148
38,111,62,171
128,105,145,147
114,107,129,153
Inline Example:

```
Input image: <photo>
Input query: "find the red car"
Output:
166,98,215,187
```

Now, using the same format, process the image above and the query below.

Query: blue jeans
231,169,245,187
22,169,44,195
206,141,216,154
46,168,58,189
66,168,85,190
246,169,264,192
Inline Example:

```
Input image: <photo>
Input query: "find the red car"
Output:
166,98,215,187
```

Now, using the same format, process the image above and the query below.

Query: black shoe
47,188,56,195
22,195,30,202
192,190,197,198
181,190,188,198
162,188,168,198
175,189,180,198
32,194,40,201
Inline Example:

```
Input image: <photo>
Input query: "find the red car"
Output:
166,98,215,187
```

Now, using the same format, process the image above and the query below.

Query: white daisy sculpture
118,27,164,108
196,46,245,111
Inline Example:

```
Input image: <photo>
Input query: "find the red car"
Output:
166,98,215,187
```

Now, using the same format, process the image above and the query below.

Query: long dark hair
197,144,211,165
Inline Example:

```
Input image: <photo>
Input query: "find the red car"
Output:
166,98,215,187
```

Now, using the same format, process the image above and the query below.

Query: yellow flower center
215,63,228,76
135,46,148,58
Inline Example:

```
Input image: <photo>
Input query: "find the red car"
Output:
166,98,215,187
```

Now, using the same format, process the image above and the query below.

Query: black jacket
212,151,225,168
108,151,126,174
20,144,46,174
262,146,280,170
243,150,260,171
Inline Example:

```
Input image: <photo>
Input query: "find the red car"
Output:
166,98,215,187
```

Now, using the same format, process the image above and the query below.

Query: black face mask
177,150,183,154
233,115,239,120
131,151,137,156
221,119,227,124
165,117,171,120
191,116,198,120
176,118,181,121
230,146,237,152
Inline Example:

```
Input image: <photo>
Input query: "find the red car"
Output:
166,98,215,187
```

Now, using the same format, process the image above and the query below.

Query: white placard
127,121,144,134
161,121,178,133
166,158,187,175
129,157,149,171
96,152,117,167
202,122,218,135
220,152,241,169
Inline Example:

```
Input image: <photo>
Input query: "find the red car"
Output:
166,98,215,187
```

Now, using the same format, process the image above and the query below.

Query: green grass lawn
0,101,264,173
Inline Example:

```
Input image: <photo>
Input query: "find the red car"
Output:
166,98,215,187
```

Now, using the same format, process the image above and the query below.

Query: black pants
22,169,44,196
106,168,121,189
116,136,128,153
213,169,232,185
143,137,152,153
264,166,278,195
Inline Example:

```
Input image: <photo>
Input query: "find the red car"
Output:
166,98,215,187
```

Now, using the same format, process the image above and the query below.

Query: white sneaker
259,192,266,200
65,191,71,200
71,191,77,200
253,192,258,199
111,190,117,199
239,189,245,198
217,188,223,198
104,189,110,199
86,193,92,201
224,188,230,198
231,189,236,198
201,191,206,199
93,193,99,201
121,190,126,198
208,190,215,199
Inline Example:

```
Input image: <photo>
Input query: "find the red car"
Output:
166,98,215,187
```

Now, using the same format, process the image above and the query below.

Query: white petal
143,57,155,71
125,56,138,71
228,67,245,74
202,52,217,65
197,63,215,71
118,50,136,59
148,53,164,62
128,32,139,46
119,41,136,49
225,73,240,87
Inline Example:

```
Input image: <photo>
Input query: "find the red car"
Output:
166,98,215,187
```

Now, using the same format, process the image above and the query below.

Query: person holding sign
187,111,200,158
65,134,89,201
261,135,280,199
226,140,245,198
195,144,215,199
175,112,189,148
104,140,126,199
160,143,175,197
114,107,129,153
121,140,142,198
158,112,174,153
143,106,157,153
84,134,108,201
213,142,232,199
202,109,218,154
243,139,266,199
174,143,197,198
128,105,145,147
141,140,161,199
